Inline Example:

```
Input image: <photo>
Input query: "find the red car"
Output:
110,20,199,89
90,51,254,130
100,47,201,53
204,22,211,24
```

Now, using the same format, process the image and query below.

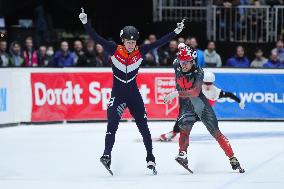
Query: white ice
0,121,284,189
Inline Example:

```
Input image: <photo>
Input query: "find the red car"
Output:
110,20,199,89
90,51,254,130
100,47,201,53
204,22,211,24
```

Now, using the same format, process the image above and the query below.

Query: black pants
103,85,154,162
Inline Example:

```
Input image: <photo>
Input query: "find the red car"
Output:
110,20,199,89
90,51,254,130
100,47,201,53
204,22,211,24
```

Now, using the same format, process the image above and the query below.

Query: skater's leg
173,119,181,133
127,92,154,162
103,95,125,156
178,117,196,153
200,105,234,158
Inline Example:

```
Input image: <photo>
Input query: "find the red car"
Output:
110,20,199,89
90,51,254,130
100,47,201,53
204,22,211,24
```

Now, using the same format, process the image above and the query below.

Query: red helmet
178,48,192,61
177,43,196,62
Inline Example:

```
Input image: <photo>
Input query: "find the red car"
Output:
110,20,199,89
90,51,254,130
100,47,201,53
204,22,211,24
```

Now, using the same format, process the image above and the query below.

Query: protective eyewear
204,82,213,85
179,60,194,66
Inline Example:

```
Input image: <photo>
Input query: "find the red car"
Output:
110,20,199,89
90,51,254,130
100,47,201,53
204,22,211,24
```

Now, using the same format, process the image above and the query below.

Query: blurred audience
22,37,38,67
0,40,11,67
226,45,250,67
77,40,98,67
186,37,205,67
95,43,111,67
204,41,222,67
37,45,52,67
72,40,85,66
9,41,24,67
263,50,284,68
53,41,74,67
250,47,268,67
272,39,284,63
2,31,284,69
161,39,178,66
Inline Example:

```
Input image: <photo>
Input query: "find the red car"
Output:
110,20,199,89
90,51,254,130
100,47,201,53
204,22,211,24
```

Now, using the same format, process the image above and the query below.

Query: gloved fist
239,101,245,110
79,8,87,24
164,91,179,104
174,18,185,34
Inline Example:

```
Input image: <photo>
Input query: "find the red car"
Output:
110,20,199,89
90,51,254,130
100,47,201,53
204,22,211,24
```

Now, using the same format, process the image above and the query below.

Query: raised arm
139,18,185,55
79,8,116,55
139,32,176,55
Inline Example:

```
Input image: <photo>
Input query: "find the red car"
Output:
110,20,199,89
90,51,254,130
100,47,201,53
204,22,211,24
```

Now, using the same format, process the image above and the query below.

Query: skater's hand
164,91,179,104
239,101,245,110
174,18,185,34
79,8,87,24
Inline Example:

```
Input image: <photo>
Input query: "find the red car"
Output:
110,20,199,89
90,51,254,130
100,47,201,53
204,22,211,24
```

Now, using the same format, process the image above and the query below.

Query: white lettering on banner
34,81,83,106
155,77,177,115
89,81,150,110
218,92,284,104
89,81,111,110
0,88,7,112
139,84,150,104
155,77,176,105
102,88,112,110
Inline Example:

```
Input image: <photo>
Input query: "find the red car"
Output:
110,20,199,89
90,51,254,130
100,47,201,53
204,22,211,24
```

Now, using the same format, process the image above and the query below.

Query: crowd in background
0,35,284,68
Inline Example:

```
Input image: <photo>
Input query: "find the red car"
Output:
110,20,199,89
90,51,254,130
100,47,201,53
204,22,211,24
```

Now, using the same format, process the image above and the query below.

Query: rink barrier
0,68,284,125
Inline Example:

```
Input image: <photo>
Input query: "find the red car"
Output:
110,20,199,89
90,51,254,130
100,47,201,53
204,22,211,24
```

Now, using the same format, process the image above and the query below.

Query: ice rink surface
0,121,284,189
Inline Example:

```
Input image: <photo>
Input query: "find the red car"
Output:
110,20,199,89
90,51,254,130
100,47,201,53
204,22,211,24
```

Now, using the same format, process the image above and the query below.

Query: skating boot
175,151,193,173
159,131,177,142
229,156,245,173
100,155,113,175
146,155,157,175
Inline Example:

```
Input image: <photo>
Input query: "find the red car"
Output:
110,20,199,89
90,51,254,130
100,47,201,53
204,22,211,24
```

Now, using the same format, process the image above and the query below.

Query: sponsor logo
33,81,151,111
155,77,176,104
218,92,284,103
155,77,178,115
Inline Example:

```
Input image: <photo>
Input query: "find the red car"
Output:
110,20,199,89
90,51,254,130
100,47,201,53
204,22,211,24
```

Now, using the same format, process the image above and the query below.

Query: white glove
79,8,88,24
174,18,185,34
164,91,179,104
239,101,245,110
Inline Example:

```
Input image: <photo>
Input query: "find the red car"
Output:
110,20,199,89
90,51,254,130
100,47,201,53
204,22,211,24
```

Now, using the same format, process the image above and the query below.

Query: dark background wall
0,0,276,62
0,0,155,42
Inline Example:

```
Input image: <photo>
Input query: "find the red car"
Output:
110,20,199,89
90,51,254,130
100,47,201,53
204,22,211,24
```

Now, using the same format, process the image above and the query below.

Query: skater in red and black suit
160,70,245,141
79,8,185,175
164,43,244,173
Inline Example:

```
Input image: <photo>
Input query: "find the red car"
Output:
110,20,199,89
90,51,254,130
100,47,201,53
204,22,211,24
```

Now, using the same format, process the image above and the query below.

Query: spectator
250,48,268,68
53,41,74,67
0,40,11,67
204,41,222,67
46,46,54,66
263,50,283,68
186,37,205,67
9,41,24,67
95,43,111,67
77,40,98,67
272,39,284,63
226,45,250,67
161,39,178,66
22,37,38,67
72,40,85,66
37,45,51,67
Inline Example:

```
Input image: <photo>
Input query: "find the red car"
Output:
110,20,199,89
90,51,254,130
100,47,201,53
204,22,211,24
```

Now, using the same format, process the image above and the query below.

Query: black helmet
120,26,139,40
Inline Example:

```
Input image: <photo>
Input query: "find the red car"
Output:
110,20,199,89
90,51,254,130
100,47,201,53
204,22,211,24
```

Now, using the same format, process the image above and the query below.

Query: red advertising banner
31,72,179,122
